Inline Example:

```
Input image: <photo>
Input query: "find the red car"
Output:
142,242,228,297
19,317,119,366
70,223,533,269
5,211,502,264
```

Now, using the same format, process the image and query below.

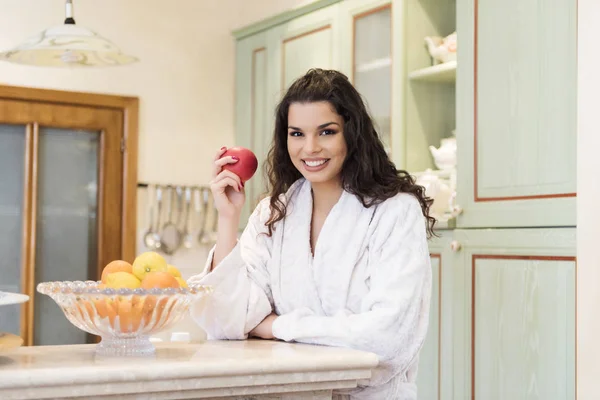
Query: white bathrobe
188,178,432,400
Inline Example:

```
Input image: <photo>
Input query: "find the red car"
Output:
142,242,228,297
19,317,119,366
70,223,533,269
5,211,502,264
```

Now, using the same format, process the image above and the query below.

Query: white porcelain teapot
424,31,457,65
429,135,457,171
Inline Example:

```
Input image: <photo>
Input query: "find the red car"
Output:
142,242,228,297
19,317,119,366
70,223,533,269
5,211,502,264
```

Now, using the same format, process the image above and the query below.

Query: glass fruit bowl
37,280,212,356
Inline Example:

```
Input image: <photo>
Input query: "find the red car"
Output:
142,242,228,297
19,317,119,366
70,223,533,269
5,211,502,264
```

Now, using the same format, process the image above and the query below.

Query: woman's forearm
211,214,241,271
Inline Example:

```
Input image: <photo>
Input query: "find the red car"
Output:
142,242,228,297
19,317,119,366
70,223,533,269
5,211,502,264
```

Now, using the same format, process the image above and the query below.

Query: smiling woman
189,68,436,400
287,102,347,186
264,69,435,239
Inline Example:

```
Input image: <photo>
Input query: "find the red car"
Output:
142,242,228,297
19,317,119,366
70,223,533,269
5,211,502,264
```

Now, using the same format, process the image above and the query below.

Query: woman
188,68,435,399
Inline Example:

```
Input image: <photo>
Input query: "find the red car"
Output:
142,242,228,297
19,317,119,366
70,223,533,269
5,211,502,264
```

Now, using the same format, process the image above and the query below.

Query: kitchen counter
0,340,379,399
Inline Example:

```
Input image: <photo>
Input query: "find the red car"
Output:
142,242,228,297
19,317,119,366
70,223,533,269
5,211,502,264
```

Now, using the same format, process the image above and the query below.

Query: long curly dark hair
263,68,436,238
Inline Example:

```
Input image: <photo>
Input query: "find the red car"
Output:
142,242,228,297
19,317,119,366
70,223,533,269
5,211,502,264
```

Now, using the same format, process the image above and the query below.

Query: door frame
0,85,139,262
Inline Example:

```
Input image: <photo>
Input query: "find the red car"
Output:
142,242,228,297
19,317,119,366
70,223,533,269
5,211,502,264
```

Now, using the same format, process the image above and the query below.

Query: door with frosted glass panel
0,99,123,346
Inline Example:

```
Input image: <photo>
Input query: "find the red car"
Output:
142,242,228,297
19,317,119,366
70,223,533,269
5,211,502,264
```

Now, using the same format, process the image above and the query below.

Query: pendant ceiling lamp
0,0,138,67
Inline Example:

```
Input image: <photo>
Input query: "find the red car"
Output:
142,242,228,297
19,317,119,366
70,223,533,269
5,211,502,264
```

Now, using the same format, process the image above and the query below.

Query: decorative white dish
0,292,29,307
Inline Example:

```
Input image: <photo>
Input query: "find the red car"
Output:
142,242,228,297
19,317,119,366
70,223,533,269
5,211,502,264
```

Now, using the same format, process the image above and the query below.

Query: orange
80,300,95,318
139,295,174,329
101,260,133,284
140,271,180,289
166,264,182,278
116,297,145,333
95,298,117,327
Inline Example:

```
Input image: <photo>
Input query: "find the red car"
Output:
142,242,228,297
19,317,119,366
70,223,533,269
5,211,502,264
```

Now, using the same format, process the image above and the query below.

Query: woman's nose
304,135,322,153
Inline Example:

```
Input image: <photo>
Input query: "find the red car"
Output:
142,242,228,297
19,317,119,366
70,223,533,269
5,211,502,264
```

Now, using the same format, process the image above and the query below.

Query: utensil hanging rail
137,182,217,252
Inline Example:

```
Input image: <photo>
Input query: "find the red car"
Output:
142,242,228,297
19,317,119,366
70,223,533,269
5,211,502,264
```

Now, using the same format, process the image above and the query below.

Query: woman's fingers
214,155,239,168
212,169,243,190
210,176,241,194
212,147,238,178
211,176,241,193
214,146,228,161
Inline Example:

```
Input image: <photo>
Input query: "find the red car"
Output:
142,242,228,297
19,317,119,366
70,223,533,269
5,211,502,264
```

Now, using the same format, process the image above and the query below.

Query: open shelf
355,57,392,73
408,60,456,83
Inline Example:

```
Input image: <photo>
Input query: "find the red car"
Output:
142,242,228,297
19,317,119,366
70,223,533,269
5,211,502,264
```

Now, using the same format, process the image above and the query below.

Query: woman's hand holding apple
221,146,258,183
209,146,258,271
210,147,246,219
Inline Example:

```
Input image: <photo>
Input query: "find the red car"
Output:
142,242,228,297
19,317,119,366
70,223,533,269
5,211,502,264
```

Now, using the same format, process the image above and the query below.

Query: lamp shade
0,24,138,67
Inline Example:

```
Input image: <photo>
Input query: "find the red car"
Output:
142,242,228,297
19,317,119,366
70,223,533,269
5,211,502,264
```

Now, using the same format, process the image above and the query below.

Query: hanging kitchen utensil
197,187,211,245
182,187,195,249
200,193,219,245
150,185,164,251
142,184,157,249
208,201,219,244
161,186,183,255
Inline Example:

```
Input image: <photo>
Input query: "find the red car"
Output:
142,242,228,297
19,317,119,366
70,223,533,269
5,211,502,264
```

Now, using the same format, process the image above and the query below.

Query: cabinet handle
450,240,462,252
451,205,463,216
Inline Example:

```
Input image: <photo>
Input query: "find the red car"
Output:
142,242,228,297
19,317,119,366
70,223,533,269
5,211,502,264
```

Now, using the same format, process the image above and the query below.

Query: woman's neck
311,179,344,212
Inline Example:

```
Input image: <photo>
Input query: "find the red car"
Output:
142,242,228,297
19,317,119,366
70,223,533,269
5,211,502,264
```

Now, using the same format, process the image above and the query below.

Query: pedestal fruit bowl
37,252,212,357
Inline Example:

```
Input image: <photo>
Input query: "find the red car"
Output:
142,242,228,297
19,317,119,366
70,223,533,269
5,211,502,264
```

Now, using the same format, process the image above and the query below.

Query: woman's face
286,101,347,186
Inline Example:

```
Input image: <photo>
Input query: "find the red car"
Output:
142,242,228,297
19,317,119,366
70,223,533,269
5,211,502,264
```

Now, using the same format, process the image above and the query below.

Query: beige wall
577,0,600,397
0,0,313,185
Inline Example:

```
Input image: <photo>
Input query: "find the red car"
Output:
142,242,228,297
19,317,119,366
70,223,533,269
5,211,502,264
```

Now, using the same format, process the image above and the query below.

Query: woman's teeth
304,160,327,167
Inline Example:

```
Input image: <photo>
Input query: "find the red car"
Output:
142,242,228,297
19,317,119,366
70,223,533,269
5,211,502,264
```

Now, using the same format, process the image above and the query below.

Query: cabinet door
338,0,394,156
456,0,577,228
234,31,272,225
268,3,342,94
452,228,576,400
0,100,124,346
419,231,454,400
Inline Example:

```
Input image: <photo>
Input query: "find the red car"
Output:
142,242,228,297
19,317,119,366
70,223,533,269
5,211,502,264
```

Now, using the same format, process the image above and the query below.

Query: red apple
221,146,258,183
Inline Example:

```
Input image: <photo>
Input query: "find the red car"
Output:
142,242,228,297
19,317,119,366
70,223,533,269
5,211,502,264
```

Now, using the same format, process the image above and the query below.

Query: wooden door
0,89,137,346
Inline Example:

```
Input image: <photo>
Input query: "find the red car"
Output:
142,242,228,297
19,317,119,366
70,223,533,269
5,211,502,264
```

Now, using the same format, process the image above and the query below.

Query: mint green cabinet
456,0,577,228
451,228,576,400
233,2,578,399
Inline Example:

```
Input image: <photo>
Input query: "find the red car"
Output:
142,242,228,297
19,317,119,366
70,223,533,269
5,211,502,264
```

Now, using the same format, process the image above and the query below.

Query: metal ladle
161,186,183,255
150,185,164,251
201,192,219,245
197,187,211,245
142,184,157,249
182,187,194,249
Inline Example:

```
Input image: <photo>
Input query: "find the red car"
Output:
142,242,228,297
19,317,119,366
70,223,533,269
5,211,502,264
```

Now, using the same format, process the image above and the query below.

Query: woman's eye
289,131,303,137
321,129,336,136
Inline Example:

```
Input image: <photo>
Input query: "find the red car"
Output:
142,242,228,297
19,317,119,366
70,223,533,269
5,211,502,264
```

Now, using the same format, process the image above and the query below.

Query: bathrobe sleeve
271,195,432,371
187,199,274,340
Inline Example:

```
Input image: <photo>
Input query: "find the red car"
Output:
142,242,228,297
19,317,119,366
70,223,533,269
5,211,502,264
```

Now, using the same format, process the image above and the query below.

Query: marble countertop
0,340,379,399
